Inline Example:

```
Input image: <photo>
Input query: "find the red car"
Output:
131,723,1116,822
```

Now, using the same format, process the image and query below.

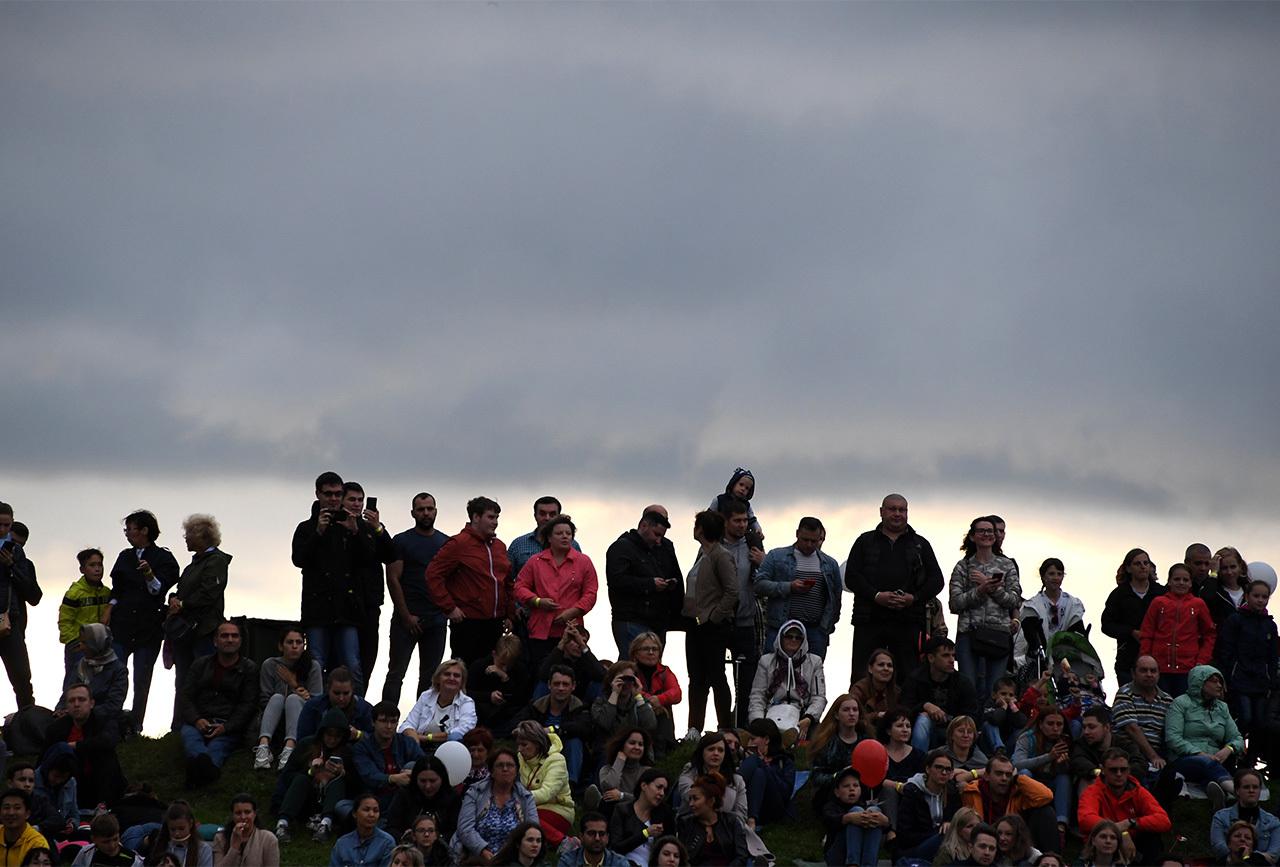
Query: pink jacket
514,548,599,640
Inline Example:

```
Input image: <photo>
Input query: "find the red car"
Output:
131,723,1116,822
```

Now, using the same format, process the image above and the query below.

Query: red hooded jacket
1139,591,1216,675
426,525,513,621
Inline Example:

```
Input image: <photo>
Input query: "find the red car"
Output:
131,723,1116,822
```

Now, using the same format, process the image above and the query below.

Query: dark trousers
732,625,760,727
357,606,381,697
0,628,35,709
449,618,504,670
686,622,733,732
382,615,448,705
851,619,923,688
170,632,214,730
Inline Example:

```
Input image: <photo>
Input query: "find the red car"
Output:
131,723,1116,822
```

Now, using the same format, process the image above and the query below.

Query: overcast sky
2,2,1277,729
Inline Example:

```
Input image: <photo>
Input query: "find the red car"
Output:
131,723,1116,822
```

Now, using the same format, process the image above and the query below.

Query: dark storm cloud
2,2,1278,515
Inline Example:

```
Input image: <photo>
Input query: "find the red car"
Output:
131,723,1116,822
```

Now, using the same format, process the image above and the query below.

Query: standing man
845,494,944,684
292,471,373,692
426,496,512,667
720,498,765,726
342,481,396,696
383,493,451,706
753,516,842,658
0,504,42,711
108,509,180,732
604,506,683,657
1184,543,1214,594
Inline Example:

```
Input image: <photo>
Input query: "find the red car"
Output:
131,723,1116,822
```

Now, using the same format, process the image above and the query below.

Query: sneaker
306,814,324,833
684,726,702,743
277,745,294,770
253,744,273,770
274,820,290,843
312,817,332,843
1207,780,1227,812
583,785,601,812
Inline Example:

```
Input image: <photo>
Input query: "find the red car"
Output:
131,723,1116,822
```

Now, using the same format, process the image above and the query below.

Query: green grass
93,736,1275,866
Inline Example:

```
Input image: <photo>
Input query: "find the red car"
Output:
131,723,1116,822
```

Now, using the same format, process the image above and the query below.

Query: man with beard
383,492,451,706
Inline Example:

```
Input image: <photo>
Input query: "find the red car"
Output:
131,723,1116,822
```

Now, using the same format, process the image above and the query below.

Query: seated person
273,708,361,844
1079,819,1125,867
960,753,1058,854
471,634,532,739
557,811,632,867
61,624,128,721
820,767,887,867
1223,820,1273,867
848,648,900,727
590,661,657,758
1069,707,1143,797
211,793,279,867
1078,748,1170,866
808,694,870,810
1211,768,1280,864
1011,704,1072,837
34,753,77,836
967,823,1000,867
677,732,749,821
400,659,477,749
452,747,538,865
255,625,323,771
746,620,827,743
69,812,143,867
511,665,592,785
514,721,574,847
902,637,979,752
0,788,51,866
627,632,682,760
536,623,605,703
5,764,67,845
1111,655,1174,785
1158,663,1242,811
608,769,674,865
140,801,212,867
330,794,395,867
980,676,1028,755
461,727,494,790
176,621,258,786
875,708,926,838
587,728,652,815
944,715,989,775
934,807,982,866
739,719,795,829
352,701,424,813
296,667,374,743
993,815,1040,867
41,682,127,810
674,774,750,866
384,756,460,843
894,748,962,863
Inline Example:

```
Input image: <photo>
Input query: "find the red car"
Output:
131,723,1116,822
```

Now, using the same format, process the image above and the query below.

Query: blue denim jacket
752,545,843,634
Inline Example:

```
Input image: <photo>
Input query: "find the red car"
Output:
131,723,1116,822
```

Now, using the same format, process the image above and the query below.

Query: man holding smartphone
0,503,41,711
341,481,395,697
753,516,843,659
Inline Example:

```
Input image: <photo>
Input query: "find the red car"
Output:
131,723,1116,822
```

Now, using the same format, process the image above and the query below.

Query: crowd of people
0,471,1276,866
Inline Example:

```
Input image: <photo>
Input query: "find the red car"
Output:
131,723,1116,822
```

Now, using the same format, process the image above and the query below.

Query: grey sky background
2,3,1278,725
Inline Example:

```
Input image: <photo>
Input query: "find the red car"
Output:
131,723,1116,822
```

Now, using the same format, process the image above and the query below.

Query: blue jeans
895,832,943,864
306,625,363,693
1168,754,1231,785
825,806,883,865
612,621,663,659
981,722,1005,755
180,724,237,768
911,713,944,753
113,640,160,728
561,737,584,784
1159,672,1189,698
1050,772,1071,824
122,822,159,853
955,633,1008,706
1232,691,1267,739
766,624,830,659
740,755,791,825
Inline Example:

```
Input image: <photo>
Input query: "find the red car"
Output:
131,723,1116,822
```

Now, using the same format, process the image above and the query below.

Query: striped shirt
1111,681,1174,756
787,550,827,626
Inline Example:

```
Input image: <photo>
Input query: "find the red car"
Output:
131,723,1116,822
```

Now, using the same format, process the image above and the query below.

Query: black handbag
969,625,1011,658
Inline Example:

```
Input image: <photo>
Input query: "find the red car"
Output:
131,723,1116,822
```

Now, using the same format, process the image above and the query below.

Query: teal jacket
1163,664,1243,758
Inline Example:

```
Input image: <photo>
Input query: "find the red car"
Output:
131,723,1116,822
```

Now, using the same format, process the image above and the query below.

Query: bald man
605,505,684,656
844,494,944,684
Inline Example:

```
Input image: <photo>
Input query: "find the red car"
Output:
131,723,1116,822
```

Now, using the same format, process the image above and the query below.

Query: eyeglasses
973,529,996,536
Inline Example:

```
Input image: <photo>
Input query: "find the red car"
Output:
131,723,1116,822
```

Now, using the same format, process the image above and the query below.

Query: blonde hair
182,514,221,548
431,659,468,691
937,807,981,864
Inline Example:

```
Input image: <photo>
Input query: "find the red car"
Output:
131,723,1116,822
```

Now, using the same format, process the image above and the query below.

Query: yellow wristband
971,770,979,780
642,829,650,839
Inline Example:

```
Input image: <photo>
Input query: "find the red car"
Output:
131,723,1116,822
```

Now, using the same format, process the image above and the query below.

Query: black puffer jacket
1101,580,1167,678
291,502,376,626
604,530,683,625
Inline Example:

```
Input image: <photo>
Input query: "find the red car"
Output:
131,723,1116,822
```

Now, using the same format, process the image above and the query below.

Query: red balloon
851,738,889,788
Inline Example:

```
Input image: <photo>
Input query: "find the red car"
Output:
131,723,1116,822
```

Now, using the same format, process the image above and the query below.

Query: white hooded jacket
747,618,827,723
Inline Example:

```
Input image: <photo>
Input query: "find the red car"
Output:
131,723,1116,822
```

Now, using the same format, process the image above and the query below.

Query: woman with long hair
1079,820,1126,866
610,769,675,866
469,633,531,739
848,648,899,723
387,845,426,867
1101,548,1165,687
212,793,279,867
677,732,748,821
682,511,738,739
809,693,869,809
490,822,547,867
1203,546,1250,626
950,517,1021,701
739,718,795,829
1011,705,1072,838
255,626,322,771
1013,559,1086,669
145,801,212,867
330,793,395,867
404,813,453,866
648,836,691,867
385,757,462,842
592,727,653,815
994,814,1040,866
933,806,981,866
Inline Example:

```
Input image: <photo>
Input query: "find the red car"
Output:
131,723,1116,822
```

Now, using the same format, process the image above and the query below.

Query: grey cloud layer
3,3,1278,514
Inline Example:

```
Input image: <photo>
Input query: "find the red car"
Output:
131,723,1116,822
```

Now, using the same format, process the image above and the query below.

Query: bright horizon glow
3,473,1274,734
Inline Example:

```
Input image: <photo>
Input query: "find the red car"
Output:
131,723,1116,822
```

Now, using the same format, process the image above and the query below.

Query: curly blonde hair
182,514,221,548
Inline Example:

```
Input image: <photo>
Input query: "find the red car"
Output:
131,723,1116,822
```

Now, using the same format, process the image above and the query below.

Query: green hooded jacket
1163,664,1243,758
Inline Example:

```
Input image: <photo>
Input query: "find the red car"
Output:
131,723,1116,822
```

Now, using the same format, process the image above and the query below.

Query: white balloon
434,740,472,787
1248,562,1277,593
